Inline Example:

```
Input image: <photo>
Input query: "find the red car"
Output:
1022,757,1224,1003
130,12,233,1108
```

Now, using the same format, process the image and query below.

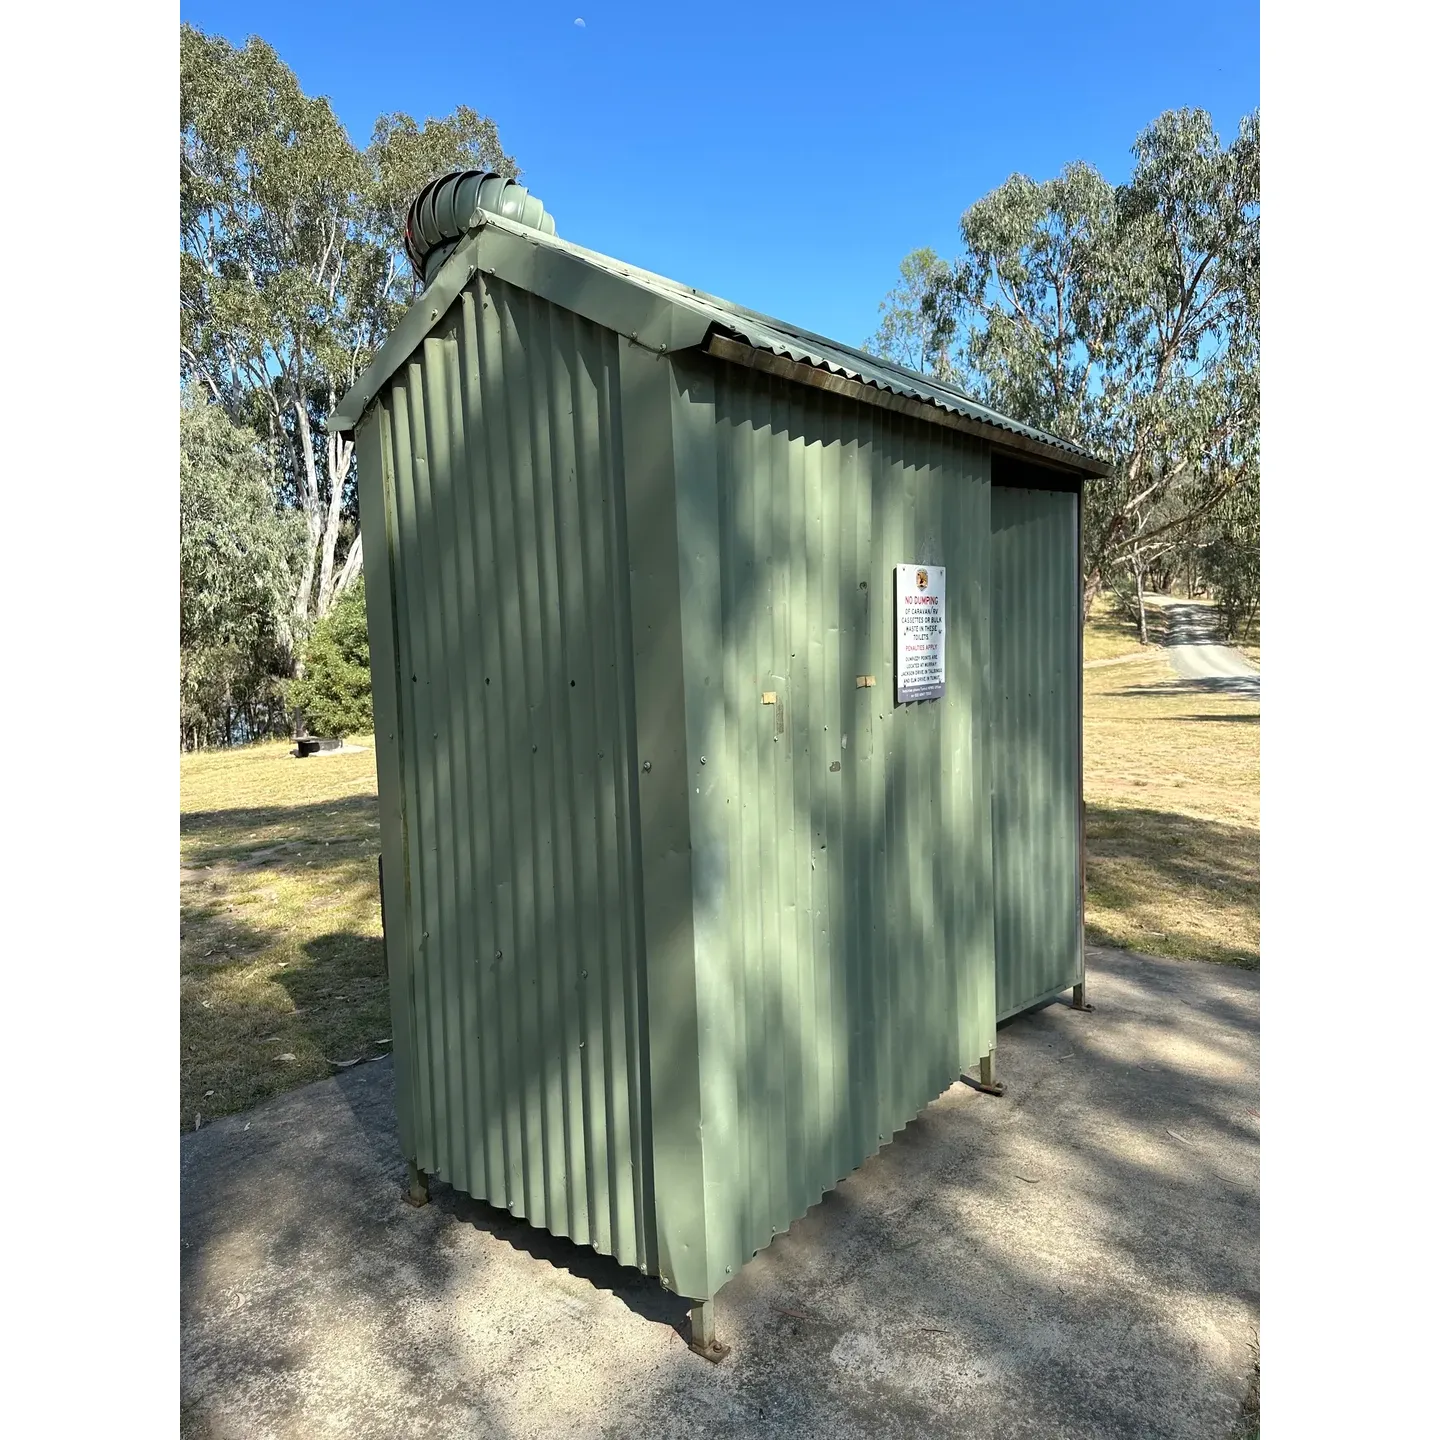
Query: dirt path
1157,599,1259,699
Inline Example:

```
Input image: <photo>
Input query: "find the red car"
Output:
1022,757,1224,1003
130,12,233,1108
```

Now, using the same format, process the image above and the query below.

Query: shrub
290,580,373,737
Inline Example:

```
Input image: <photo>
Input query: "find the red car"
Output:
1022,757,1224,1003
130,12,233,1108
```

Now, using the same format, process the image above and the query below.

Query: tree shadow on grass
181,793,381,864
1119,674,1260,701
1085,804,1259,969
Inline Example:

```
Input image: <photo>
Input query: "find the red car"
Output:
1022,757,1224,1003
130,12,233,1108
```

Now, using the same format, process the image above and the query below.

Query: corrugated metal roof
573,253,1098,468
332,210,1105,475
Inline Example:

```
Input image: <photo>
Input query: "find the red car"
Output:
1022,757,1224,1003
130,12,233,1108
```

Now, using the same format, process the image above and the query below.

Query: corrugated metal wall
357,273,658,1275
670,356,997,1297
990,485,1082,1019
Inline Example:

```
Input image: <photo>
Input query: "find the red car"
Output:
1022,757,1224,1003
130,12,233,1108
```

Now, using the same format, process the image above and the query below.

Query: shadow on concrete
181,948,1260,1440
433,1182,691,1335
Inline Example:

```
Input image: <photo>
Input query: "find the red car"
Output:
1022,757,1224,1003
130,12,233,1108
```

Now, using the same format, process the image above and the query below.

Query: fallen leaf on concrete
376,1038,392,1045
1015,1175,1040,1184
1057,1052,1075,1061
777,1308,812,1321
327,1058,363,1068
275,1053,297,1062
204,1090,215,1098
194,1114,202,1131
1166,1129,1192,1146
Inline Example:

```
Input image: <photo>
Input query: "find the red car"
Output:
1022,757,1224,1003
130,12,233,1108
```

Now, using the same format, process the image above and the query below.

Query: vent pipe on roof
404,170,556,287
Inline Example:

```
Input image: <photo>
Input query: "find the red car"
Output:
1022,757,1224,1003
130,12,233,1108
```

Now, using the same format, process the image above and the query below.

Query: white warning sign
895,564,946,703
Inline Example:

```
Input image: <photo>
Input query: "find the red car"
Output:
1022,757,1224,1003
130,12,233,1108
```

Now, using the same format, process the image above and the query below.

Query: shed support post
975,1048,1006,1097
1071,981,1094,1012
688,1300,730,1363
405,1160,430,1208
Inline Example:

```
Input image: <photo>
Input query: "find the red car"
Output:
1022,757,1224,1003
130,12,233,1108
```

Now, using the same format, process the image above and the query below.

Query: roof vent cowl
404,170,556,287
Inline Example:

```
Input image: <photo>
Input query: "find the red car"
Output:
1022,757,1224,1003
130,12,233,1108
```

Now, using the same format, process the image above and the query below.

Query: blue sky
180,1,1258,349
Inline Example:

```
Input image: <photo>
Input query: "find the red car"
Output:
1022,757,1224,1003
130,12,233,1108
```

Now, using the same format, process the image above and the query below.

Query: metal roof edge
467,215,1103,473
702,333,1109,479
331,209,1108,478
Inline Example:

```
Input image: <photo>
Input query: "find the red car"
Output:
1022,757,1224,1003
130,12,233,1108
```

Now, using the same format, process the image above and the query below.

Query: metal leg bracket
688,1300,730,1363
1070,982,1095,1013
975,1048,1006,1097
405,1160,430,1208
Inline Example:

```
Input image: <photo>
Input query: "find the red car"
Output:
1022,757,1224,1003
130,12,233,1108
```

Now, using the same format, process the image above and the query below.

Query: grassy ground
1234,613,1261,667
180,739,385,1131
1083,591,1170,662
1083,652,1259,966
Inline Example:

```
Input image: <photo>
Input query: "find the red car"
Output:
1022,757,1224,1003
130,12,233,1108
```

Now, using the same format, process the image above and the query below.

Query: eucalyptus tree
179,389,304,748
873,109,1259,616
865,247,958,380
180,24,516,628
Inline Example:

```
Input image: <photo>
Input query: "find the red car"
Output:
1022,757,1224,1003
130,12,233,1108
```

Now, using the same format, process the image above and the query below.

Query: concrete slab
181,947,1259,1439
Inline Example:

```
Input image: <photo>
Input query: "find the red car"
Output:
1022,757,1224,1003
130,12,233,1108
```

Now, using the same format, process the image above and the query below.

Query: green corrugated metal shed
330,193,1103,1341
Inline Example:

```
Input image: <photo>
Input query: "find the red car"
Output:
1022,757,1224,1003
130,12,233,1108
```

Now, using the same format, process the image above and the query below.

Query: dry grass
1084,655,1259,966
1235,612,1261,667
1083,591,1169,662
180,739,386,1131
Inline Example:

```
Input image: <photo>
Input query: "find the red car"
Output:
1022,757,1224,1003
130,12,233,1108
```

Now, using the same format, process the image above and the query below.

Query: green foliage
180,390,304,748
289,580,373,738
1190,470,1260,640
873,109,1259,624
864,247,957,379
180,24,515,627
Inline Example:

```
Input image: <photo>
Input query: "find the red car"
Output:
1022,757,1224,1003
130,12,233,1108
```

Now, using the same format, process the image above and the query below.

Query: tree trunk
315,427,355,616
1082,568,1103,623
1135,557,1148,645
332,531,364,598
291,398,324,631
